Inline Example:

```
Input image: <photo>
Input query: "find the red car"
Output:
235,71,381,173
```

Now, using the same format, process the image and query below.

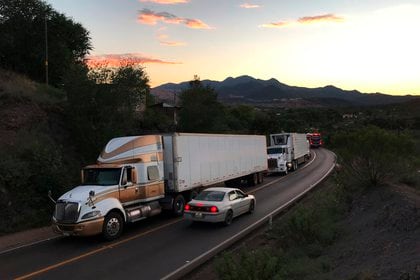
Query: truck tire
172,194,185,216
223,210,233,226
103,211,124,241
248,173,258,186
257,172,264,184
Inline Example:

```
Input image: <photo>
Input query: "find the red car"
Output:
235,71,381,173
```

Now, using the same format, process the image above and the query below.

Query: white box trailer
267,133,310,174
163,133,267,192
52,133,267,240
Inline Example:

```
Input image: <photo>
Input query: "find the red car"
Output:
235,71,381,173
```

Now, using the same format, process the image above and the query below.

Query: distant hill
151,75,418,107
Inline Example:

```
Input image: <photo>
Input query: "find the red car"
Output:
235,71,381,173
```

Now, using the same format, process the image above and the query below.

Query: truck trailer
52,133,267,240
267,133,310,174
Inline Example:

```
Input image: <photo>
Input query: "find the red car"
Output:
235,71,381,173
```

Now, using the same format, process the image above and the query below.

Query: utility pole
44,14,49,85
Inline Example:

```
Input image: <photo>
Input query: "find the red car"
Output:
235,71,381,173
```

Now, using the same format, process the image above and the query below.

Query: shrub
0,127,75,234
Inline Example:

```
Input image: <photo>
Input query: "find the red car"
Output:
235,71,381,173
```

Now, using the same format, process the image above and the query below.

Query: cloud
298,14,344,24
138,9,211,29
158,34,186,46
259,21,291,28
240,3,261,9
85,53,181,68
260,13,344,28
139,0,189,4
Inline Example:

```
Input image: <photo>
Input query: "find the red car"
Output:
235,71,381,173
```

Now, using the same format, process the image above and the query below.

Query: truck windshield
82,168,121,186
267,148,284,154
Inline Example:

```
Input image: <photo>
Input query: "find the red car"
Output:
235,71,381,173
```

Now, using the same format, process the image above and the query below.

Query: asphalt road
0,148,335,280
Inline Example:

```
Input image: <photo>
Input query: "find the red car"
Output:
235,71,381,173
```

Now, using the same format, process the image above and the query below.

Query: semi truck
267,133,310,174
307,132,323,148
51,133,267,240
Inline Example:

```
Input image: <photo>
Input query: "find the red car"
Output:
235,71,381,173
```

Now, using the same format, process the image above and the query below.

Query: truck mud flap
159,196,174,210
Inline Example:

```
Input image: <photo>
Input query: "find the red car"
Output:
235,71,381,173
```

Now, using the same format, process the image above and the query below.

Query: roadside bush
216,249,281,280
0,127,75,234
331,126,415,188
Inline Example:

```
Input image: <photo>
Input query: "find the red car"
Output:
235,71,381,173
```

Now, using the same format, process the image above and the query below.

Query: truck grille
55,202,80,223
268,158,278,168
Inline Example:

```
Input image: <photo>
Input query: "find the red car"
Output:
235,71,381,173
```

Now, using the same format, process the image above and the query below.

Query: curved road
0,148,335,280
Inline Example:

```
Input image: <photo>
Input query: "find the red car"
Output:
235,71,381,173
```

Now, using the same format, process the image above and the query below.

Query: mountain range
151,75,418,107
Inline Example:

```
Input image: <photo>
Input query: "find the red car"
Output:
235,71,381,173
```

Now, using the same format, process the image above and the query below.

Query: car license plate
194,212,203,218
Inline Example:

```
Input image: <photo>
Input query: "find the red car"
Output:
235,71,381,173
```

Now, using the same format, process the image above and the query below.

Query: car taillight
184,204,190,211
210,206,218,213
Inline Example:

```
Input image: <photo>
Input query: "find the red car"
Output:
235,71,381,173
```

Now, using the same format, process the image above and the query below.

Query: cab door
118,167,141,205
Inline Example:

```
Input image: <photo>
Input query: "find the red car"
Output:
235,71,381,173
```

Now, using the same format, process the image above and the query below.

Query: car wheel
103,212,123,241
172,194,185,216
248,200,255,214
223,210,234,226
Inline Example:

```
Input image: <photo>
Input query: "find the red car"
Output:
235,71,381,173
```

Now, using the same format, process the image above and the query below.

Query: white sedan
184,187,256,225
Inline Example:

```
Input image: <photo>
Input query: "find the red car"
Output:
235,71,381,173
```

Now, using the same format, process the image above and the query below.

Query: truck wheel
103,212,123,241
223,210,233,226
172,194,185,216
248,173,258,186
257,172,264,184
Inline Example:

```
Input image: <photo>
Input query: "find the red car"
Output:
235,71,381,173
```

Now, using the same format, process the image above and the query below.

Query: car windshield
82,168,121,186
267,147,284,154
195,191,225,202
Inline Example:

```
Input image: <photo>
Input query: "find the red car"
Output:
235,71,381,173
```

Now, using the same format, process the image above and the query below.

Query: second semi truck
267,133,310,174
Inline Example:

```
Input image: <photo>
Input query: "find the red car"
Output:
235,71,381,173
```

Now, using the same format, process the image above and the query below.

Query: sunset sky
47,0,420,95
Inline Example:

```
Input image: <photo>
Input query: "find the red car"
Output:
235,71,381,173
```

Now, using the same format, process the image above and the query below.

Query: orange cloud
138,9,211,29
259,21,291,28
139,0,188,4
85,53,181,68
261,13,344,28
158,34,186,46
298,14,344,24
240,3,261,9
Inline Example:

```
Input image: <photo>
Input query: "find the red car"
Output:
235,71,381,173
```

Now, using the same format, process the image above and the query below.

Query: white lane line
161,150,335,280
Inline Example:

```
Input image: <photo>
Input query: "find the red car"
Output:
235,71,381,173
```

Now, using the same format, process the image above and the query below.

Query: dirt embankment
327,184,420,279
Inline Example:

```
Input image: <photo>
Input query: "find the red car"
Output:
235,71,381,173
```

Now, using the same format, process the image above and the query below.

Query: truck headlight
81,210,101,220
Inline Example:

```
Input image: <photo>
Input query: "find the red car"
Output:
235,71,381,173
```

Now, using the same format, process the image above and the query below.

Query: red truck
306,132,323,148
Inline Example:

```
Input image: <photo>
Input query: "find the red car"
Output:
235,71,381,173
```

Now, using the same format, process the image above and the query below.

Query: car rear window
195,191,225,202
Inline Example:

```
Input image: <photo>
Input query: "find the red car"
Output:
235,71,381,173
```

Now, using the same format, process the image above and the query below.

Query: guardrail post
268,215,273,230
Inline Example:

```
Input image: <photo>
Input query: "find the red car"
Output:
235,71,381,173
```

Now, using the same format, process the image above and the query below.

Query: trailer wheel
103,211,124,241
257,172,264,184
248,173,258,186
172,194,185,216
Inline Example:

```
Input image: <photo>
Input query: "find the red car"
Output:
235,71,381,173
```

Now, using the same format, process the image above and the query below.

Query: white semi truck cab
52,133,267,240
267,133,310,174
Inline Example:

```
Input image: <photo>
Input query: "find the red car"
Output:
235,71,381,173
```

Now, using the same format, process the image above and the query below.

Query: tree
0,0,91,86
178,76,228,132
64,64,150,161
